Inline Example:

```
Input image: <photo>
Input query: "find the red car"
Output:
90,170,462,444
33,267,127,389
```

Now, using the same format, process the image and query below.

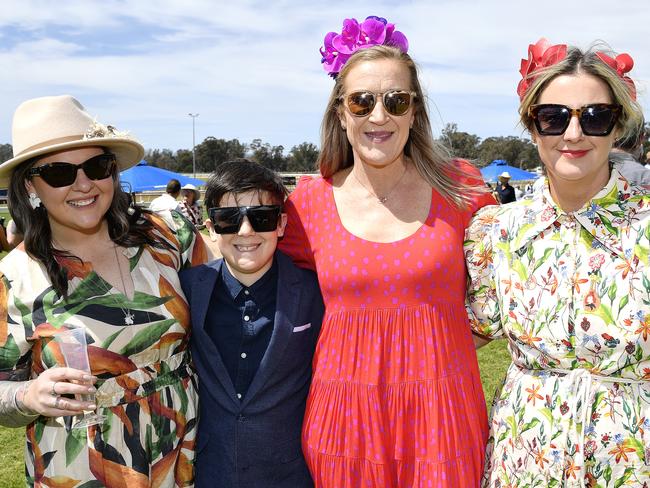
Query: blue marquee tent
480,159,538,183
119,161,205,192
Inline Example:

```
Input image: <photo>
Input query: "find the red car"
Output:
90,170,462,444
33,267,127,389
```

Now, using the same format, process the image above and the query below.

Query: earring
29,193,42,209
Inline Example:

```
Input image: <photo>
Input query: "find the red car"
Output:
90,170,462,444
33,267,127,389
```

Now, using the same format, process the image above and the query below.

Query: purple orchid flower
359,17,387,46
386,29,409,52
365,15,387,24
319,15,409,77
332,18,361,54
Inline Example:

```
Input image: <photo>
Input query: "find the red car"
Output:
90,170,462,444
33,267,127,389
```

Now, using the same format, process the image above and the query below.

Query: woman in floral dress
0,95,207,486
465,39,650,486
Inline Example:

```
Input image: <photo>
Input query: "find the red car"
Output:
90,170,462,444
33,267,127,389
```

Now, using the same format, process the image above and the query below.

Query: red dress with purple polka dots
280,174,492,487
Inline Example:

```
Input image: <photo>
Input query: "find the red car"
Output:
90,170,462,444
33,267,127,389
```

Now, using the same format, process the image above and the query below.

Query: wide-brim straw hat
499,171,511,179
0,95,144,188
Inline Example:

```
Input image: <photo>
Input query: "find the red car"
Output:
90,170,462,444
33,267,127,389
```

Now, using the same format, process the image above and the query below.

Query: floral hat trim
83,120,134,141
517,38,637,101
320,16,409,78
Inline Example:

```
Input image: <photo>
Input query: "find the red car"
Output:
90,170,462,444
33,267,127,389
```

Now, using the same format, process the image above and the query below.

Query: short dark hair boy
179,159,323,487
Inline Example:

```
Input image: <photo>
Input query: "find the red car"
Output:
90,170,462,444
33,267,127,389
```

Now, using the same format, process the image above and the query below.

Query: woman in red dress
279,16,494,487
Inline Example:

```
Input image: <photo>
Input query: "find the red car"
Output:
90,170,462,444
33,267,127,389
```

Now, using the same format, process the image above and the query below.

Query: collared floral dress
465,170,650,487
0,211,207,487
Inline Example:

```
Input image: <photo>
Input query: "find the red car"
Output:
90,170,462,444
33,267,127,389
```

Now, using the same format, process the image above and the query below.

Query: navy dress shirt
205,260,278,400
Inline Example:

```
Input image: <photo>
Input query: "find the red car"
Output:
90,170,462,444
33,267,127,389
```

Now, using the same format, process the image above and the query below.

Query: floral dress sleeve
149,210,208,269
464,204,504,339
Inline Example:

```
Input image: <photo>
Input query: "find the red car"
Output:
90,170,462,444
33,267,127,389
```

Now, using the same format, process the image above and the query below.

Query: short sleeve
464,205,503,339
149,211,208,270
278,176,317,272
453,159,498,214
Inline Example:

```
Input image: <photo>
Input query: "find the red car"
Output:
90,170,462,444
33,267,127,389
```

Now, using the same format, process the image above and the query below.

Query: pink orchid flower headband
320,16,409,78
517,38,637,101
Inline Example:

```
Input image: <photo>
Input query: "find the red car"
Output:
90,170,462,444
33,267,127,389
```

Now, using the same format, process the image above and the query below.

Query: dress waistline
522,366,648,487
95,351,193,408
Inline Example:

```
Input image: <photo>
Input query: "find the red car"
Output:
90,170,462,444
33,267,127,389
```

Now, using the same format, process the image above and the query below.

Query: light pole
188,113,199,177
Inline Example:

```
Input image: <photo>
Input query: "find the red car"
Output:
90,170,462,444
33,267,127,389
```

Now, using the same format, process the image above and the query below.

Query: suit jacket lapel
241,252,301,408
191,261,239,403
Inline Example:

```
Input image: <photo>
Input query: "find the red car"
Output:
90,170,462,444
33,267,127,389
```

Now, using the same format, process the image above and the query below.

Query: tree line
2,121,649,172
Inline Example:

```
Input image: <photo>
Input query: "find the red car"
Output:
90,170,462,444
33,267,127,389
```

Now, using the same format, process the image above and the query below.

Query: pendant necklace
352,165,408,204
112,245,135,325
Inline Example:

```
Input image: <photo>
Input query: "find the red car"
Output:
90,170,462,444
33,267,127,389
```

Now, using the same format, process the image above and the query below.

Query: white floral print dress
465,170,650,487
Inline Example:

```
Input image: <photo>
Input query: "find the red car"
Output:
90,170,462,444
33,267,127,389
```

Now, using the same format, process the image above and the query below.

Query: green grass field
0,341,511,486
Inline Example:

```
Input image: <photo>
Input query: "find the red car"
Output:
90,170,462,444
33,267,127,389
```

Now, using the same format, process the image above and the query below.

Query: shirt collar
220,257,278,301
511,169,650,258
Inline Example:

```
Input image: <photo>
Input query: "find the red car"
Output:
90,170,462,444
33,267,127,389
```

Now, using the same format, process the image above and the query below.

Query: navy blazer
180,251,324,488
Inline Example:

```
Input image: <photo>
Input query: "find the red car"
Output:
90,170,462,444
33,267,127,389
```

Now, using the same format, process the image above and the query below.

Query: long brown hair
318,45,480,208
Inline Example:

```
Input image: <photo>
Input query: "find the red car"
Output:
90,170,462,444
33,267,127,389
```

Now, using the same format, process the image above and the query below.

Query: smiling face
533,72,618,203
213,190,287,286
26,146,115,242
339,58,415,169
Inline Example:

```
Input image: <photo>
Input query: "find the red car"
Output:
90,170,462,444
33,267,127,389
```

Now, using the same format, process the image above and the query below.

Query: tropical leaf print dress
465,170,650,487
0,212,207,487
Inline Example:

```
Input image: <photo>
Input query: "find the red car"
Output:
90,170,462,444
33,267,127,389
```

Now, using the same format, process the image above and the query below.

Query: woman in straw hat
178,183,204,229
466,39,649,486
0,95,207,486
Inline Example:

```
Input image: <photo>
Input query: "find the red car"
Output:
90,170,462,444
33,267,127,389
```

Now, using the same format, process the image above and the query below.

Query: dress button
244,290,250,295
243,315,250,321
237,414,246,422
241,352,247,359
237,393,242,399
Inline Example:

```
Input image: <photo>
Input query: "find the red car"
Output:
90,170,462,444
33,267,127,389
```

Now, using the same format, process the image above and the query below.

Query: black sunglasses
341,90,416,117
208,205,282,234
528,103,621,136
28,153,116,188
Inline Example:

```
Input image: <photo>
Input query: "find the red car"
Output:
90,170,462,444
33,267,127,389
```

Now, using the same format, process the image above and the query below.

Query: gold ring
50,381,58,396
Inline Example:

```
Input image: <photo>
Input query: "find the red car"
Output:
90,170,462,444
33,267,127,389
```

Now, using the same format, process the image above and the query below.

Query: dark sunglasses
208,205,282,234
28,153,116,188
528,103,621,136
341,90,416,117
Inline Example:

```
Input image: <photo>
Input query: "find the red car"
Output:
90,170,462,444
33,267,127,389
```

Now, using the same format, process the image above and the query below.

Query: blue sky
1,0,649,154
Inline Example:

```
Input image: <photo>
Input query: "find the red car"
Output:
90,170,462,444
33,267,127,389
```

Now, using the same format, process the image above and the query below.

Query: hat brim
0,137,144,188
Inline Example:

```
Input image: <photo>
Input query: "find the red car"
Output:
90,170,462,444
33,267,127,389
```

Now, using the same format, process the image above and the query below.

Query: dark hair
8,150,172,297
166,179,181,195
204,159,288,209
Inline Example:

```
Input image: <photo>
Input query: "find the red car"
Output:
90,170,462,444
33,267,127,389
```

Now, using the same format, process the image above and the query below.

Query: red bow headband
595,51,636,100
516,38,567,100
517,38,637,101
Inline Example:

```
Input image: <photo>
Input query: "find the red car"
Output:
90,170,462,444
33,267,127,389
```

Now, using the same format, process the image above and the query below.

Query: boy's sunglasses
28,153,116,188
341,90,416,117
208,205,282,234
528,103,621,136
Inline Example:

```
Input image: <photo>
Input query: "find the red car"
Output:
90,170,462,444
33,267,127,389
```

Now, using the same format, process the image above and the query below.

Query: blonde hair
519,45,643,140
318,45,480,208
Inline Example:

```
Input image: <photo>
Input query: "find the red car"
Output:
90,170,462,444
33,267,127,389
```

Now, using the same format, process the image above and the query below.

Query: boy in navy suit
180,160,323,487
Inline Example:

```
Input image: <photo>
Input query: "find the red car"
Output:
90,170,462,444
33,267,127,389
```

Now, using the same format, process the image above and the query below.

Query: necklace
351,165,408,204
112,245,135,325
